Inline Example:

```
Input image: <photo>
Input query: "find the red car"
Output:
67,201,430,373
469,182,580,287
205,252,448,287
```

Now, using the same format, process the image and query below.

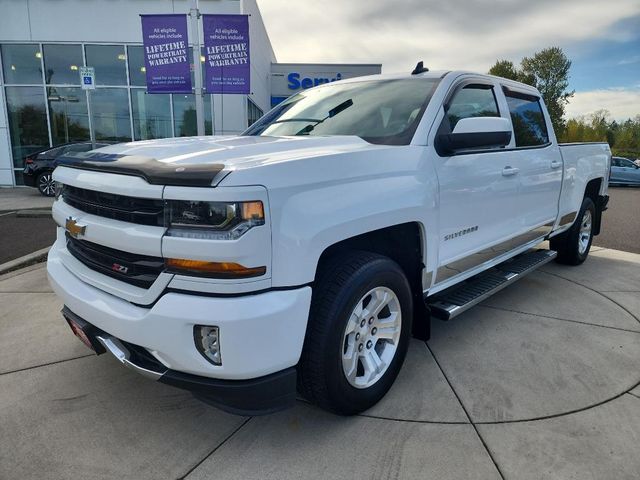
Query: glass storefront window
247,98,263,127
173,94,212,136
89,88,131,141
43,44,83,85
131,89,172,140
5,86,49,168
85,45,127,86
127,46,146,87
1,44,43,84
47,87,90,144
0,43,246,186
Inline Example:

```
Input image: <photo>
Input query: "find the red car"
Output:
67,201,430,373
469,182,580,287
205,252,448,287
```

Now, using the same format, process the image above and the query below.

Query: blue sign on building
287,72,343,90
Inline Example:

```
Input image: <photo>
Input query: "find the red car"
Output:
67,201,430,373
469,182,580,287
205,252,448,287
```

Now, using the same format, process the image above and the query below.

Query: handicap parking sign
80,67,95,90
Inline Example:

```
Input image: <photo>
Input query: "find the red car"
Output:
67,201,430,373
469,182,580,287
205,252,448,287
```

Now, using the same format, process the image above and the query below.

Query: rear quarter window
503,89,549,147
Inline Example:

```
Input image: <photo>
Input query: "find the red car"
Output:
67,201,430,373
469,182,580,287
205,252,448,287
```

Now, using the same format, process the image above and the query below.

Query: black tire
298,251,412,415
36,171,55,197
550,196,596,265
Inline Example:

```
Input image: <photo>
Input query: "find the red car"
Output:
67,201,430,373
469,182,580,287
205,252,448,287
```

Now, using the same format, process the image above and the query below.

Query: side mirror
436,117,512,155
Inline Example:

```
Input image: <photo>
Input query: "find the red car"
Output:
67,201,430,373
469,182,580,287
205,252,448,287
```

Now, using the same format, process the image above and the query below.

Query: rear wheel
298,251,412,415
36,171,55,197
550,196,596,265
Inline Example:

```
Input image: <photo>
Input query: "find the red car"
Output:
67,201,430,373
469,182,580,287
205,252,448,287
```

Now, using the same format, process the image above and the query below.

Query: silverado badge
65,217,87,238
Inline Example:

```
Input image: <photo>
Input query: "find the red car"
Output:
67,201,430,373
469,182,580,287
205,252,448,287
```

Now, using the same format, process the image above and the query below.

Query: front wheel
550,196,596,265
298,251,412,415
36,171,55,197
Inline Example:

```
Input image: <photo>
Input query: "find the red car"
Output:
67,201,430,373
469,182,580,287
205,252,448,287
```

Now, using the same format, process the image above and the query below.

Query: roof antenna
411,61,429,75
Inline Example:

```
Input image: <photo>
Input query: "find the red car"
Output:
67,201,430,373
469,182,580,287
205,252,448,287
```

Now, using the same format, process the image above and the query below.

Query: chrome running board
427,249,557,321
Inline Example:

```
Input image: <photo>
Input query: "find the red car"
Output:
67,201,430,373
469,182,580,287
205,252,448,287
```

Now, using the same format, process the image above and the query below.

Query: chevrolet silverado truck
48,66,611,416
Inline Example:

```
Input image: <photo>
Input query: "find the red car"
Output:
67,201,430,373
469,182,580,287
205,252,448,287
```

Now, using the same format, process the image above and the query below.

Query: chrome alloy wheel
578,209,592,255
38,173,55,196
341,286,402,389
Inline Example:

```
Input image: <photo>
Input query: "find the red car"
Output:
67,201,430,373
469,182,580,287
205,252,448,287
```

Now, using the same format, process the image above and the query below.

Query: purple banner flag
140,14,192,93
202,14,250,94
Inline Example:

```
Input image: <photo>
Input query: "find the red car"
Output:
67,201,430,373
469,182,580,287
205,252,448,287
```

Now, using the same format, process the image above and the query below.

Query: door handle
551,160,562,169
502,166,519,177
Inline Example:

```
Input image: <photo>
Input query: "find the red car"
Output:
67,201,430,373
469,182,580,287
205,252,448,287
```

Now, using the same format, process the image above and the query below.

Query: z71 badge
111,263,129,274
444,226,478,241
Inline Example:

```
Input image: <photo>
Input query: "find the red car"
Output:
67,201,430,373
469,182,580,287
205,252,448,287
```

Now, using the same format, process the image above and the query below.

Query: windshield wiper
295,99,354,135
270,117,324,124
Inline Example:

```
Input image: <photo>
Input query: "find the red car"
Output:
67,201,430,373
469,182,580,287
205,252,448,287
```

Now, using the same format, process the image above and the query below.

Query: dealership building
0,0,380,186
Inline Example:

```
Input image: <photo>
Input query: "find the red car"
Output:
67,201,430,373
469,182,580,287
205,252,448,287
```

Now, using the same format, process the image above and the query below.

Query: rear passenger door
500,87,562,243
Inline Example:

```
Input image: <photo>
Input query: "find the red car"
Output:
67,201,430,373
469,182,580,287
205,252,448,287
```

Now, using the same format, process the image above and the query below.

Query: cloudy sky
257,0,640,120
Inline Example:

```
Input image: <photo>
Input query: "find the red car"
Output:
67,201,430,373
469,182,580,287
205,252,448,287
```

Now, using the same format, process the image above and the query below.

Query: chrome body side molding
428,233,550,296
433,221,554,287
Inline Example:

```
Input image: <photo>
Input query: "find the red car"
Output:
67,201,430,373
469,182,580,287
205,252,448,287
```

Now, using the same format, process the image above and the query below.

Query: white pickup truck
48,67,611,415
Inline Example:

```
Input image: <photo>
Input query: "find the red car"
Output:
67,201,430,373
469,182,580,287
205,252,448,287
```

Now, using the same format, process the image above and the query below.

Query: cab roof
337,69,542,97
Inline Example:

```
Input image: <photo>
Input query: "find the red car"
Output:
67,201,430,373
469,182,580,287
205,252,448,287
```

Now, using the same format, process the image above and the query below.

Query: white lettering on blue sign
287,72,343,90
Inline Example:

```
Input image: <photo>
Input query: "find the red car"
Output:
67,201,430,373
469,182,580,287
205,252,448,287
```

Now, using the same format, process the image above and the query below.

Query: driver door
433,80,521,285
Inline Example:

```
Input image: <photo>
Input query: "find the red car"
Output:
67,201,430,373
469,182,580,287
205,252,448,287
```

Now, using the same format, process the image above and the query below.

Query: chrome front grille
62,185,164,226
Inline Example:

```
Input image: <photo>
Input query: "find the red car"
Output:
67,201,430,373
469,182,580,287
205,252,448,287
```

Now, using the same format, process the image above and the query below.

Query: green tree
488,60,520,82
521,47,574,134
559,112,640,160
489,47,574,135
489,59,536,86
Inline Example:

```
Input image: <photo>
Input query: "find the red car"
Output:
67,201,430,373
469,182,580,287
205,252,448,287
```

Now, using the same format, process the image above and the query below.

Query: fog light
194,326,221,365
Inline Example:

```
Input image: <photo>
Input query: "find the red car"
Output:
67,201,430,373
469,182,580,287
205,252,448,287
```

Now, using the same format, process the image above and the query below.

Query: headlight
166,200,265,240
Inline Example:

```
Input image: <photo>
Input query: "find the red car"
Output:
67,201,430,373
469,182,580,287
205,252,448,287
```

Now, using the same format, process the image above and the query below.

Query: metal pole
190,0,205,136
87,90,96,148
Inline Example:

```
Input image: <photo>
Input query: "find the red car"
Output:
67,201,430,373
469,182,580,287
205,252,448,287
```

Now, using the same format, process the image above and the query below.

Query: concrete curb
15,209,52,218
0,247,50,276
0,207,52,215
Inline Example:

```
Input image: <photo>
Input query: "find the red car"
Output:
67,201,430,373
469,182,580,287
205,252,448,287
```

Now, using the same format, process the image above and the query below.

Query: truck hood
58,135,381,187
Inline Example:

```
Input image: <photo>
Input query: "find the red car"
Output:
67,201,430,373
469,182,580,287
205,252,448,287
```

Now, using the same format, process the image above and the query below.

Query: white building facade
0,0,380,186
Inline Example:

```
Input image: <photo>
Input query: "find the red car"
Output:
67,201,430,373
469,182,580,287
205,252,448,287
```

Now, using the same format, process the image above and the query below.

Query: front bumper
62,307,296,415
47,240,312,383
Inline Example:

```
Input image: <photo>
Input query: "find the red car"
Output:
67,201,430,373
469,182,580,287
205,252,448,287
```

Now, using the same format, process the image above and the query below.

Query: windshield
243,78,441,145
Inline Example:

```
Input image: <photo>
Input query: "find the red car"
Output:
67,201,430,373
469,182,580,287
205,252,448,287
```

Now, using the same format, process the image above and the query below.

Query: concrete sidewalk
1,248,639,479
0,186,54,212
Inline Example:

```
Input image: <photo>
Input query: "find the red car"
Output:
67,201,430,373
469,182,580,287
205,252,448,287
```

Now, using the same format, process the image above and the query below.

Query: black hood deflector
57,152,226,187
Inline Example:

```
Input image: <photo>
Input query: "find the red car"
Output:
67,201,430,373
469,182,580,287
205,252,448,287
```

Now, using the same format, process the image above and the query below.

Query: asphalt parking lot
595,187,640,254
1,247,639,479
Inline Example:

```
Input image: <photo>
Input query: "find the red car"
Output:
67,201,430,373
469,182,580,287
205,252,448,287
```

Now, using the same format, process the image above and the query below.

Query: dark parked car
609,156,640,186
23,142,110,196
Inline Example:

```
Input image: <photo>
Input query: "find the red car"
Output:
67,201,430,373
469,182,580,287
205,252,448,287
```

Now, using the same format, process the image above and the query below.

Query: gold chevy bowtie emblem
65,217,86,238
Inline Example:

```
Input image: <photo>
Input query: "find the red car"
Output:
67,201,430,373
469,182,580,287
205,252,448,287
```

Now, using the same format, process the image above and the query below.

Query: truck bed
557,142,611,228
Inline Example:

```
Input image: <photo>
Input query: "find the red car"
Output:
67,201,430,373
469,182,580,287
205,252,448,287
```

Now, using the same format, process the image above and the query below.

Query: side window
612,158,620,167
621,159,635,168
445,84,499,131
503,90,549,147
